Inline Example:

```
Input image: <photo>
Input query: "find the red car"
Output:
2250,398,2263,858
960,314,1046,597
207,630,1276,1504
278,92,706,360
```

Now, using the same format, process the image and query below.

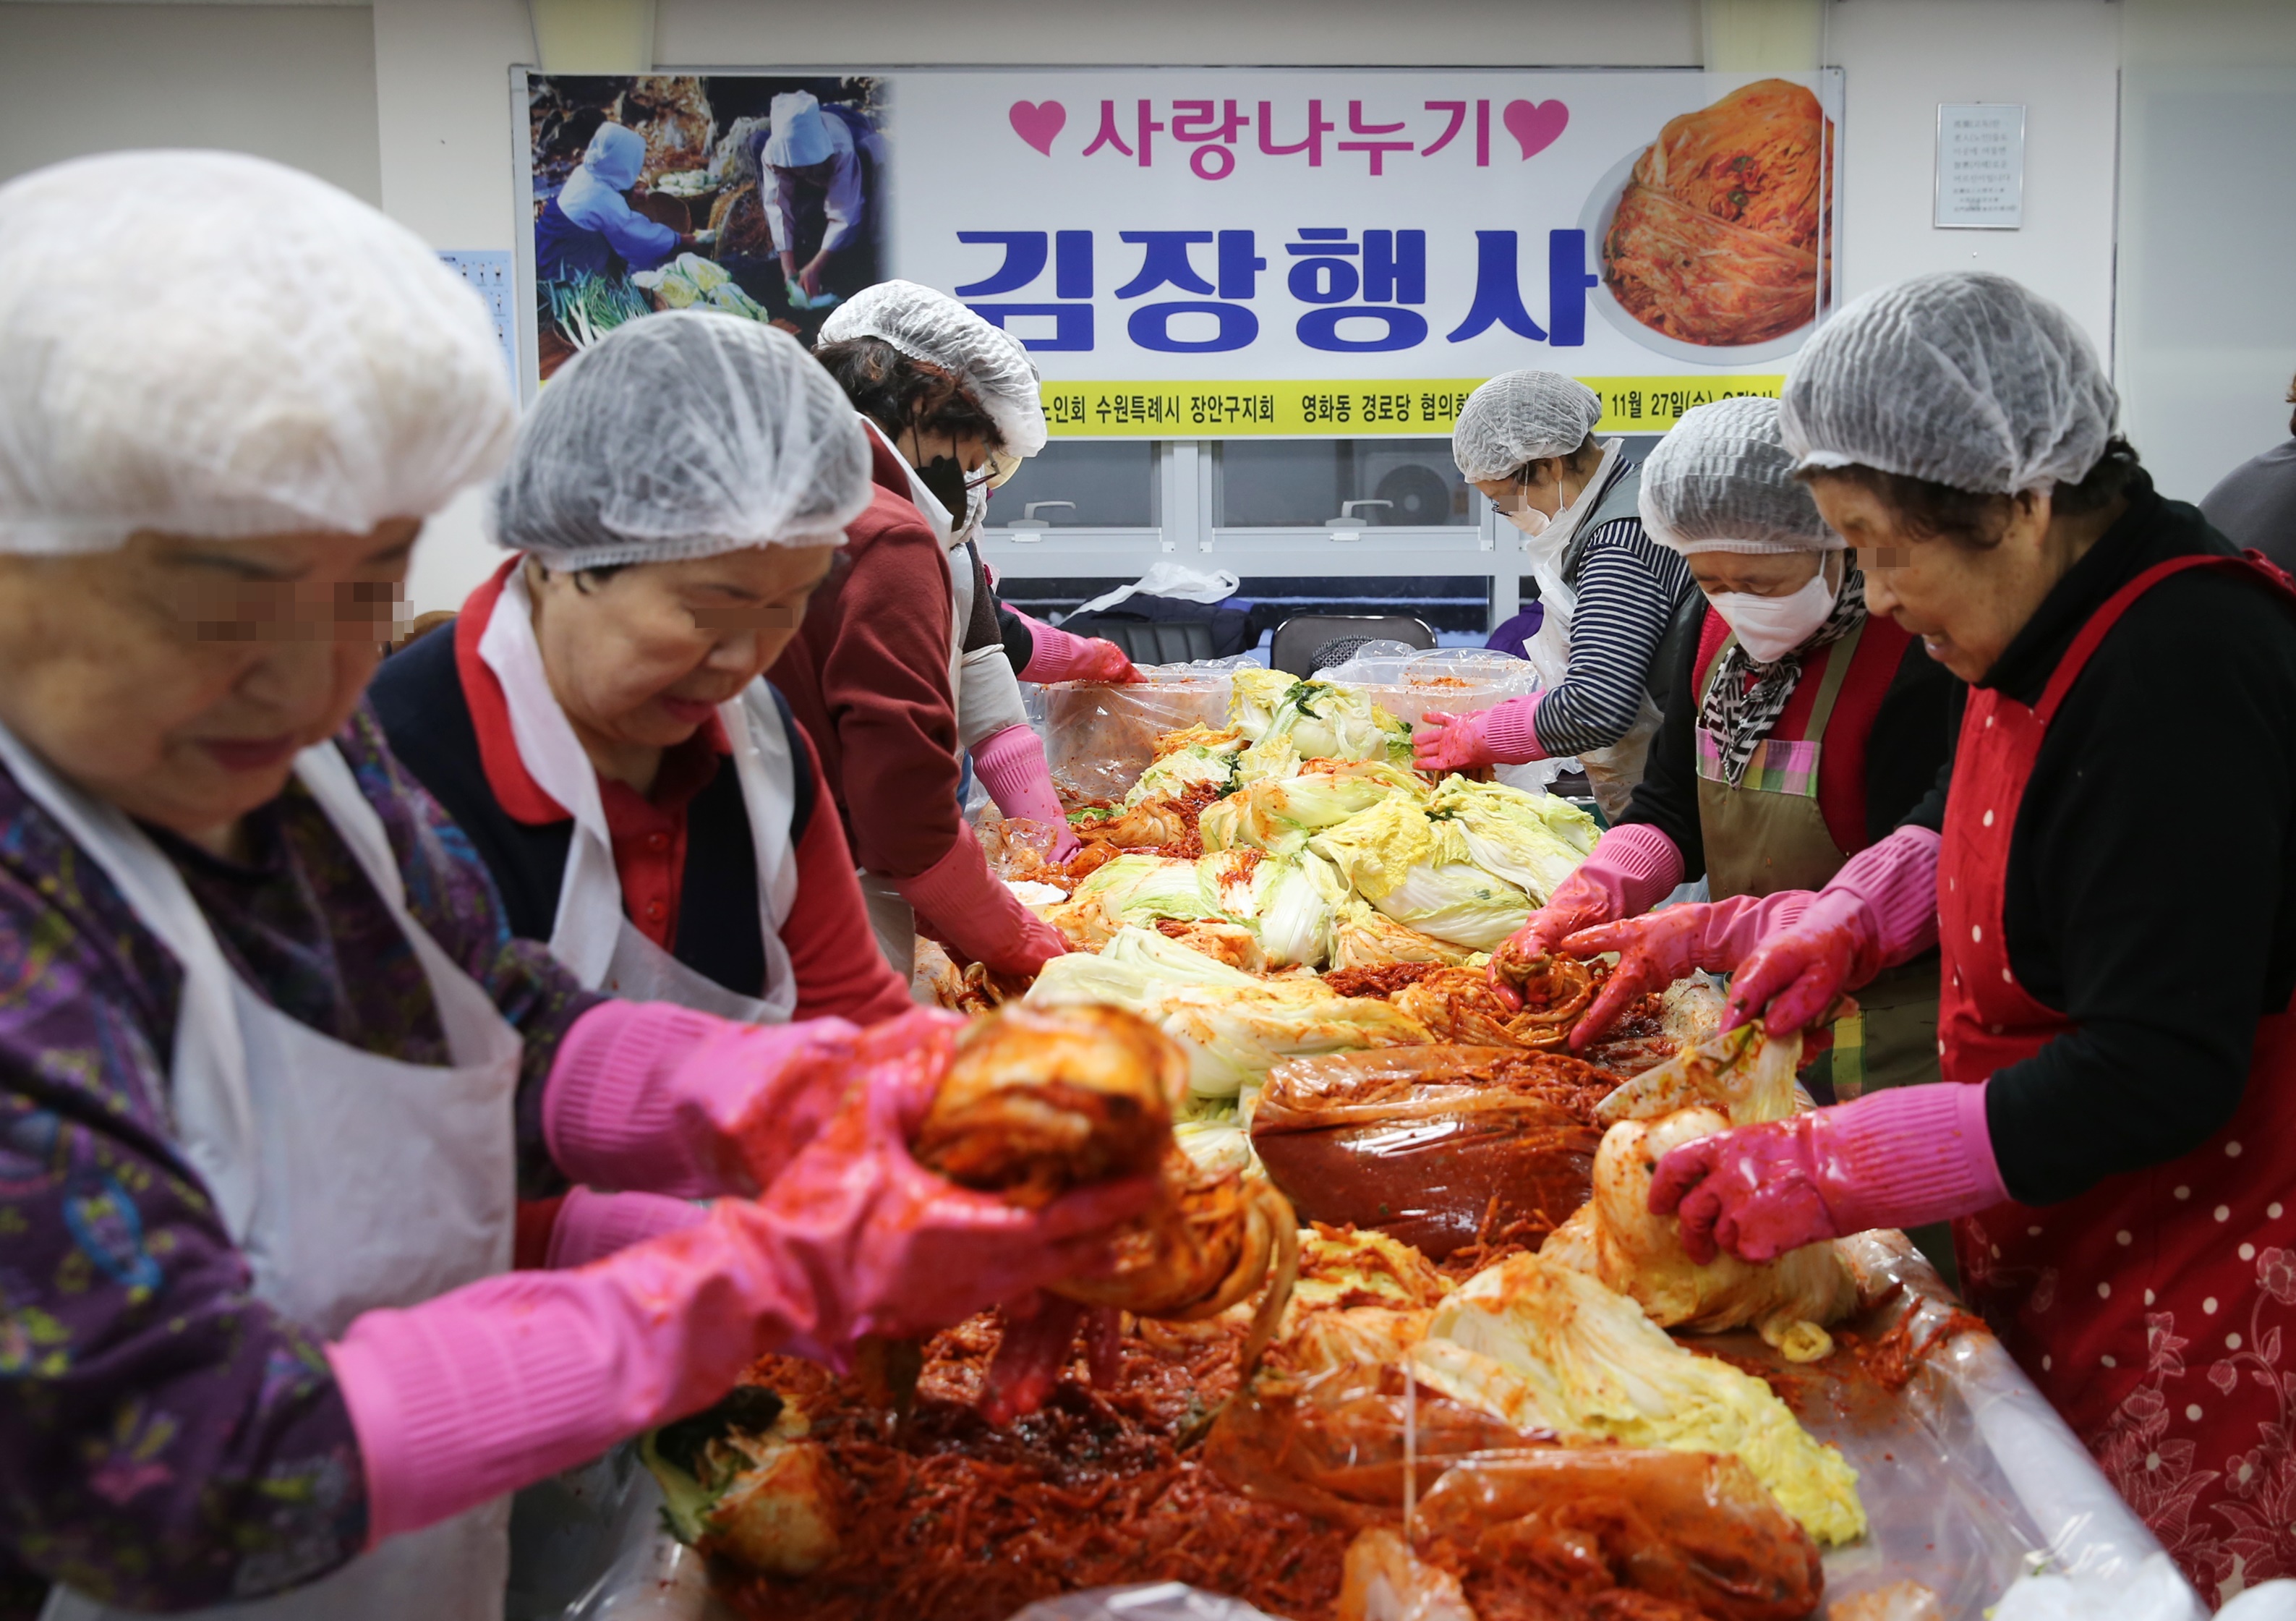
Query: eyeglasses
973,450,1023,490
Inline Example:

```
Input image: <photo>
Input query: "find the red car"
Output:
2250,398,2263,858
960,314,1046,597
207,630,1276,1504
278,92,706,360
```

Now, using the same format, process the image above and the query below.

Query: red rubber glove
1486,822,1687,1010
1647,1112,1845,1264
1412,708,1502,772
897,823,1071,977
1019,613,1144,684
1559,891,1814,1050
1648,1084,2008,1265
1719,888,1879,1037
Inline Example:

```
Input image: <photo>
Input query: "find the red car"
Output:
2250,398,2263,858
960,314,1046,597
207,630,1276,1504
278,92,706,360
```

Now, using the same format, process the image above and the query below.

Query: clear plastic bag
1044,663,1258,801
1310,647,1542,731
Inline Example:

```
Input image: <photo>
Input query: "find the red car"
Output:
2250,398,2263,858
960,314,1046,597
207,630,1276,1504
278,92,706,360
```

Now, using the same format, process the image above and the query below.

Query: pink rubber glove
329,1044,1157,1544
897,822,1070,977
544,1003,866,1200
1488,822,1686,1007
1721,826,1942,1037
1018,612,1143,684
1560,890,1811,1050
973,723,1083,861
1647,1080,2007,1264
543,1186,707,1269
1412,708,1501,771
1414,694,1548,772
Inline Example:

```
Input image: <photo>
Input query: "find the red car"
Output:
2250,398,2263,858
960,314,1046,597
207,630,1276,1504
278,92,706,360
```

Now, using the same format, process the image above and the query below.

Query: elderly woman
371,310,908,1029
774,281,1079,979
1648,273,2296,1599
1498,397,1955,1105
0,153,1141,1618
1412,370,1697,816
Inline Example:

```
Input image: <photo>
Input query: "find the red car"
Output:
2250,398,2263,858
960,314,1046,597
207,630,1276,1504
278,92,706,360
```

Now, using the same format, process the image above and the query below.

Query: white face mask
1710,569,1838,663
1502,506,1550,537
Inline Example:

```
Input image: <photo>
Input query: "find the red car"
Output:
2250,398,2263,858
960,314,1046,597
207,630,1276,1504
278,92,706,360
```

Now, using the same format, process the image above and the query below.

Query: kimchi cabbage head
1025,925,1429,1097
1121,734,1245,809
1198,757,1427,856
1426,776,1601,907
1310,795,1535,951
1228,670,1412,776
1071,853,1226,927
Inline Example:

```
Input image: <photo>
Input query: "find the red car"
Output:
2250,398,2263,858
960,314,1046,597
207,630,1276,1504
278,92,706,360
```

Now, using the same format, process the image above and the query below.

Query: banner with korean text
517,68,1841,436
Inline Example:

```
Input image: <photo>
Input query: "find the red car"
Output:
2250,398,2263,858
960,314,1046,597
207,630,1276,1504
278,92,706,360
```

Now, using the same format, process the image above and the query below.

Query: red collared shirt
456,563,730,952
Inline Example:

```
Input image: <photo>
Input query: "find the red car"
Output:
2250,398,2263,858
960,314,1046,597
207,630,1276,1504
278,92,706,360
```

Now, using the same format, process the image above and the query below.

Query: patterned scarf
1700,563,1868,788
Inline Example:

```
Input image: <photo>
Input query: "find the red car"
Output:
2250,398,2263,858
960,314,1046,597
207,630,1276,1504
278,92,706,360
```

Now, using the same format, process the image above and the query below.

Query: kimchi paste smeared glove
1722,825,1941,1037
1560,890,1812,1050
1647,1081,2007,1264
330,1048,1157,1543
543,1003,865,1199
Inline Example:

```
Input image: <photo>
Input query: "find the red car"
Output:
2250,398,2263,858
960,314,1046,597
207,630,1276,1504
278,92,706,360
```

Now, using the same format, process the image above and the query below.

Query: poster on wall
513,67,1841,438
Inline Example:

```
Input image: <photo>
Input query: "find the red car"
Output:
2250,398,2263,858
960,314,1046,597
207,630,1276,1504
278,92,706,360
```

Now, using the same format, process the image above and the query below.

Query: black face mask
913,454,970,522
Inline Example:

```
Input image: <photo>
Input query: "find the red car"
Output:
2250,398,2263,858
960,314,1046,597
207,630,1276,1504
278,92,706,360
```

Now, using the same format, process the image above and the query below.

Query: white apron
477,567,802,1023
1,726,524,1621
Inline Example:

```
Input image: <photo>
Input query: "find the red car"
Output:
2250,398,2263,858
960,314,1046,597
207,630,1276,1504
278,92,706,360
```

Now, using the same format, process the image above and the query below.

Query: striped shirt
1535,469,1695,758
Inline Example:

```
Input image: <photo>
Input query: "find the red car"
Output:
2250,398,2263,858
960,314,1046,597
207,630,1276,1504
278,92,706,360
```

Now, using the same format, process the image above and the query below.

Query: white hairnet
1639,396,1840,556
490,310,871,569
1451,370,1604,482
764,93,832,169
582,124,647,192
1781,271,2119,496
0,150,515,554
819,279,1047,457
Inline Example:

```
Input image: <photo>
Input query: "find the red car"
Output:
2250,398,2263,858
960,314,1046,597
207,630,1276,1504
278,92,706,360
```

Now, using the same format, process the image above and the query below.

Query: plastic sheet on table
1769,1229,2200,1620
1044,657,1262,803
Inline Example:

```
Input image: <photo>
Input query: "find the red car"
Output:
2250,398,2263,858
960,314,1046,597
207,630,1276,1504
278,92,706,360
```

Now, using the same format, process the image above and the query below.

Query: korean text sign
519,68,1840,437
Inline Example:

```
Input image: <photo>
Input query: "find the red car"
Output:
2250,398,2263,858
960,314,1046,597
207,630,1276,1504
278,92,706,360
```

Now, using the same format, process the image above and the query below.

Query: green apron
1694,620,1953,1280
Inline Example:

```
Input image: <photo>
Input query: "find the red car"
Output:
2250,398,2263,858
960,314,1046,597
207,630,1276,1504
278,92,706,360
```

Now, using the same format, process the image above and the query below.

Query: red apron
1939,553,2296,1601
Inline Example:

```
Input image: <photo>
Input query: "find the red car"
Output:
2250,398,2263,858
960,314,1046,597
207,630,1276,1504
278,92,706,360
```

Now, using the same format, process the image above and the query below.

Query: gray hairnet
1451,370,1604,481
0,150,515,553
818,280,1047,456
1781,271,2120,496
490,311,871,568
1639,396,1840,556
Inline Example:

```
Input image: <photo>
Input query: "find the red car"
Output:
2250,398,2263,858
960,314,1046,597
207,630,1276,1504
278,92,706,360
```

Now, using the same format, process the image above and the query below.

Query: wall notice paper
516,68,1841,435
1935,103,2025,229
437,250,519,387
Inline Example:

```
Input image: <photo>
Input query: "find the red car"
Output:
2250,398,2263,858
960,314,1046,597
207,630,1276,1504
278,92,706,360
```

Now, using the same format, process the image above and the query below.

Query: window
983,440,1158,529
1213,436,1470,528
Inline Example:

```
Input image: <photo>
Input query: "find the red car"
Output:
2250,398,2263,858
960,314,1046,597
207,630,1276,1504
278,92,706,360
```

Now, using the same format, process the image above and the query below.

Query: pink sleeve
1575,821,1687,918
1476,693,1548,764
1017,613,1096,683
1822,1078,2009,1234
542,1002,863,1198
544,1186,707,1269
1823,825,1941,968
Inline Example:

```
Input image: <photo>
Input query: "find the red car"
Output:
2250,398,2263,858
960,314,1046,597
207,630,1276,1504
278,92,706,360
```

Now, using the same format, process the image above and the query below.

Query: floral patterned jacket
0,706,600,1614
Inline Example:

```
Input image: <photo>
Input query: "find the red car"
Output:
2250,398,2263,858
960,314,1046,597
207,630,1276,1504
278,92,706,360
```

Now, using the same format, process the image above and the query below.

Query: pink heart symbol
1503,98,1569,161
1008,101,1067,156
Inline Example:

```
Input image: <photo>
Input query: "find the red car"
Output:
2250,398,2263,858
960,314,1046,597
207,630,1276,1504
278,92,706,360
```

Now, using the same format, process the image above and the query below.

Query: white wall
0,3,381,199
1825,0,2120,353
2116,0,2296,503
